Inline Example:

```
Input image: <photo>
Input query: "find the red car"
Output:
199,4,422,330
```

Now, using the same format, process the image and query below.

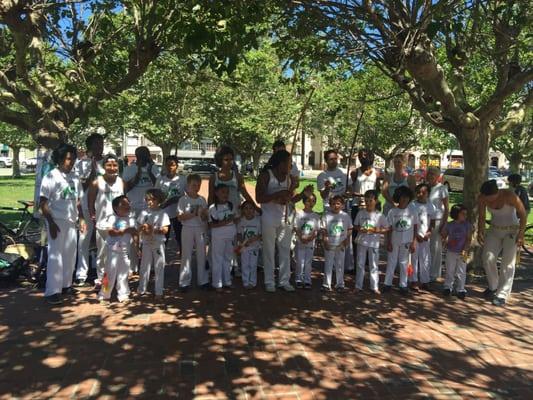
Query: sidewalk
1,250,532,399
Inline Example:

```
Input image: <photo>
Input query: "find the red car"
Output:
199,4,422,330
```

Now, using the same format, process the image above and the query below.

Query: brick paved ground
1,249,532,400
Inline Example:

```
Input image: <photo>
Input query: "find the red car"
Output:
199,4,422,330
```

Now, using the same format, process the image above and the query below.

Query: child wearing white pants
442,204,472,299
410,184,436,289
294,194,320,289
208,184,238,290
353,190,387,293
39,144,83,305
383,186,418,295
237,201,262,289
97,195,138,302
137,189,170,297
321,195,352,292
177,174,209,290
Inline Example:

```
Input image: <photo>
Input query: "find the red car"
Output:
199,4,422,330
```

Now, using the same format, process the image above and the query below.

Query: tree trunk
11,146,21,178
508,152,521,173
252,151,262,177
159,143,172,174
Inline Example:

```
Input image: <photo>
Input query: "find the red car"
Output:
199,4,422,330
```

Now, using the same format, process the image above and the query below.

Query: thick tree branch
492,90,533,139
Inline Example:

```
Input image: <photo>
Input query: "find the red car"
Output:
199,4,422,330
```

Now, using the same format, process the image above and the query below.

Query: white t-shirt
74,158,105,211
122,162,161,211
294,210,321,248
99,214,136,251
351,168,379,206
321,211,352,248
39,168,82,223
386,206,419,246
137,208,171,245
317,168,347,211
156,174,185,219
208,202,237,239
237,216,262,250
177,193,208,228
354,209,387,248
429,183,448,220
413,200,437,237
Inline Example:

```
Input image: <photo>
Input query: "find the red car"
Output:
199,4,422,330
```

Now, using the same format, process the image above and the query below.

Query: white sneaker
265,285,276,293
280,284,295,292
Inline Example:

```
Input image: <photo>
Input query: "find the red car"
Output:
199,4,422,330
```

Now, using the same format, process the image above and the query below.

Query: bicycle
0,200,43,251
523,224,533,256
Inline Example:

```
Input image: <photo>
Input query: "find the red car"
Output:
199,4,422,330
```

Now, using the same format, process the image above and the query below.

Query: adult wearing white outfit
478,180,526,307
74,133,104,286
122,146,160,271
381,153,416,216
40,144,85,305
427,166,449,281
272,139,301,192
256,150,311,292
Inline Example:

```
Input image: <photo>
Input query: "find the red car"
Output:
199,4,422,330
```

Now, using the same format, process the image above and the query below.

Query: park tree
96,54,207,161
280,0,533,221
0,1,273,148
0,121,35,177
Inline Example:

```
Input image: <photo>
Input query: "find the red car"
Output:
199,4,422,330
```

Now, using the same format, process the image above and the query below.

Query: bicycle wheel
20,217,43,245
523,224,533,256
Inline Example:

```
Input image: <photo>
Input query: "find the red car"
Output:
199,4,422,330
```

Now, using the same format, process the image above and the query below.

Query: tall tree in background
281,0,533,221
0,1,272,147
0,122,35,177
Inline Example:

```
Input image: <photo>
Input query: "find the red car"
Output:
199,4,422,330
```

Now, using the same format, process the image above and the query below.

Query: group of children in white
39,137,524,307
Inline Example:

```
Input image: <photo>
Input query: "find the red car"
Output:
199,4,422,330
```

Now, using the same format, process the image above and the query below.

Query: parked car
442,168,507,192
183,161,218,175
0,156,12,168
21,157,38,171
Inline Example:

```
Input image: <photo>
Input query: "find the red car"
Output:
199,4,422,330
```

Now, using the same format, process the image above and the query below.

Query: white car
442,168,507,192
21,157,38,171
0,156,12,168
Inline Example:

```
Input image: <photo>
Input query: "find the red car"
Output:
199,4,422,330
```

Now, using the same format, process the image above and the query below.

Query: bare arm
510,191,527,246
87,179,98,223
477,195,487,245
439,196,449,232
208,174,216,205
381,175,393,205
39,197,60,239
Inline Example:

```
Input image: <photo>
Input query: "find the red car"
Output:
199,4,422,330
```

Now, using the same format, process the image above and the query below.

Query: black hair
165,155,179,164
240,200,255,210
272,139,285,150
214,145,235,167
135,146,151,162
358,149,374,165
51,143,77,165
392,185,414,203
364,189,379,200
415,183,430,194
480,180,498,196
213,183,232,208
85,133,103,149
329,194,344,204
187,173,202,183
450,203,467,220
112,195,128,212
302,192,317,204
262,149,290,173
324,149,338,162
145,188,166,204
102,153,118,165
507,173,522,185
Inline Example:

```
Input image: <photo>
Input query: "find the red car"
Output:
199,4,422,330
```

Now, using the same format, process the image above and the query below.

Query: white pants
483,228,518,300
344,240,354,271
444,251,466,292
100,246,130,301
410,240,431,284
94,229,107,284
45,219,77,296
138,241,166,295
430,221,443,280
323,247,345,288
241,247,259,287
75,213,94,281
261,217,292,287
211,236,234,288
385,243,410,288
180,226,208,287
295,243,314,284
356,245,380,291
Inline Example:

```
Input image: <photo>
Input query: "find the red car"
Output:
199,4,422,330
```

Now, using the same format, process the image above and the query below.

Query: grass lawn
0,175,37,229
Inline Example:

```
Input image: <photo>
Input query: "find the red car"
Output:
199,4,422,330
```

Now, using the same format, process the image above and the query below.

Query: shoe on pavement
62,287,78,296
265,284,276,293
483,288,496,300
321,285,332,292
399,287,409,296
279,284,295,292
381,285,392,293
45,294,62,305
336,286,346,293
457,291,466,300
492,297,506,307
304,283,312,290
295,281,304,289
442,288,452,296
73,279,90,287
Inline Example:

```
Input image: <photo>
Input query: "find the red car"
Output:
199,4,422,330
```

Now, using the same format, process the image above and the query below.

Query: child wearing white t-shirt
294,193,320,289
353,190,388,294
383,186,418,295
177,174,209,290
137,189,170,298
236,201,262,289
321,195,353,292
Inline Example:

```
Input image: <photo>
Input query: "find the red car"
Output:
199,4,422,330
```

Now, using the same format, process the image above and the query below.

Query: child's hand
409,241,416,253
387,242,393,252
